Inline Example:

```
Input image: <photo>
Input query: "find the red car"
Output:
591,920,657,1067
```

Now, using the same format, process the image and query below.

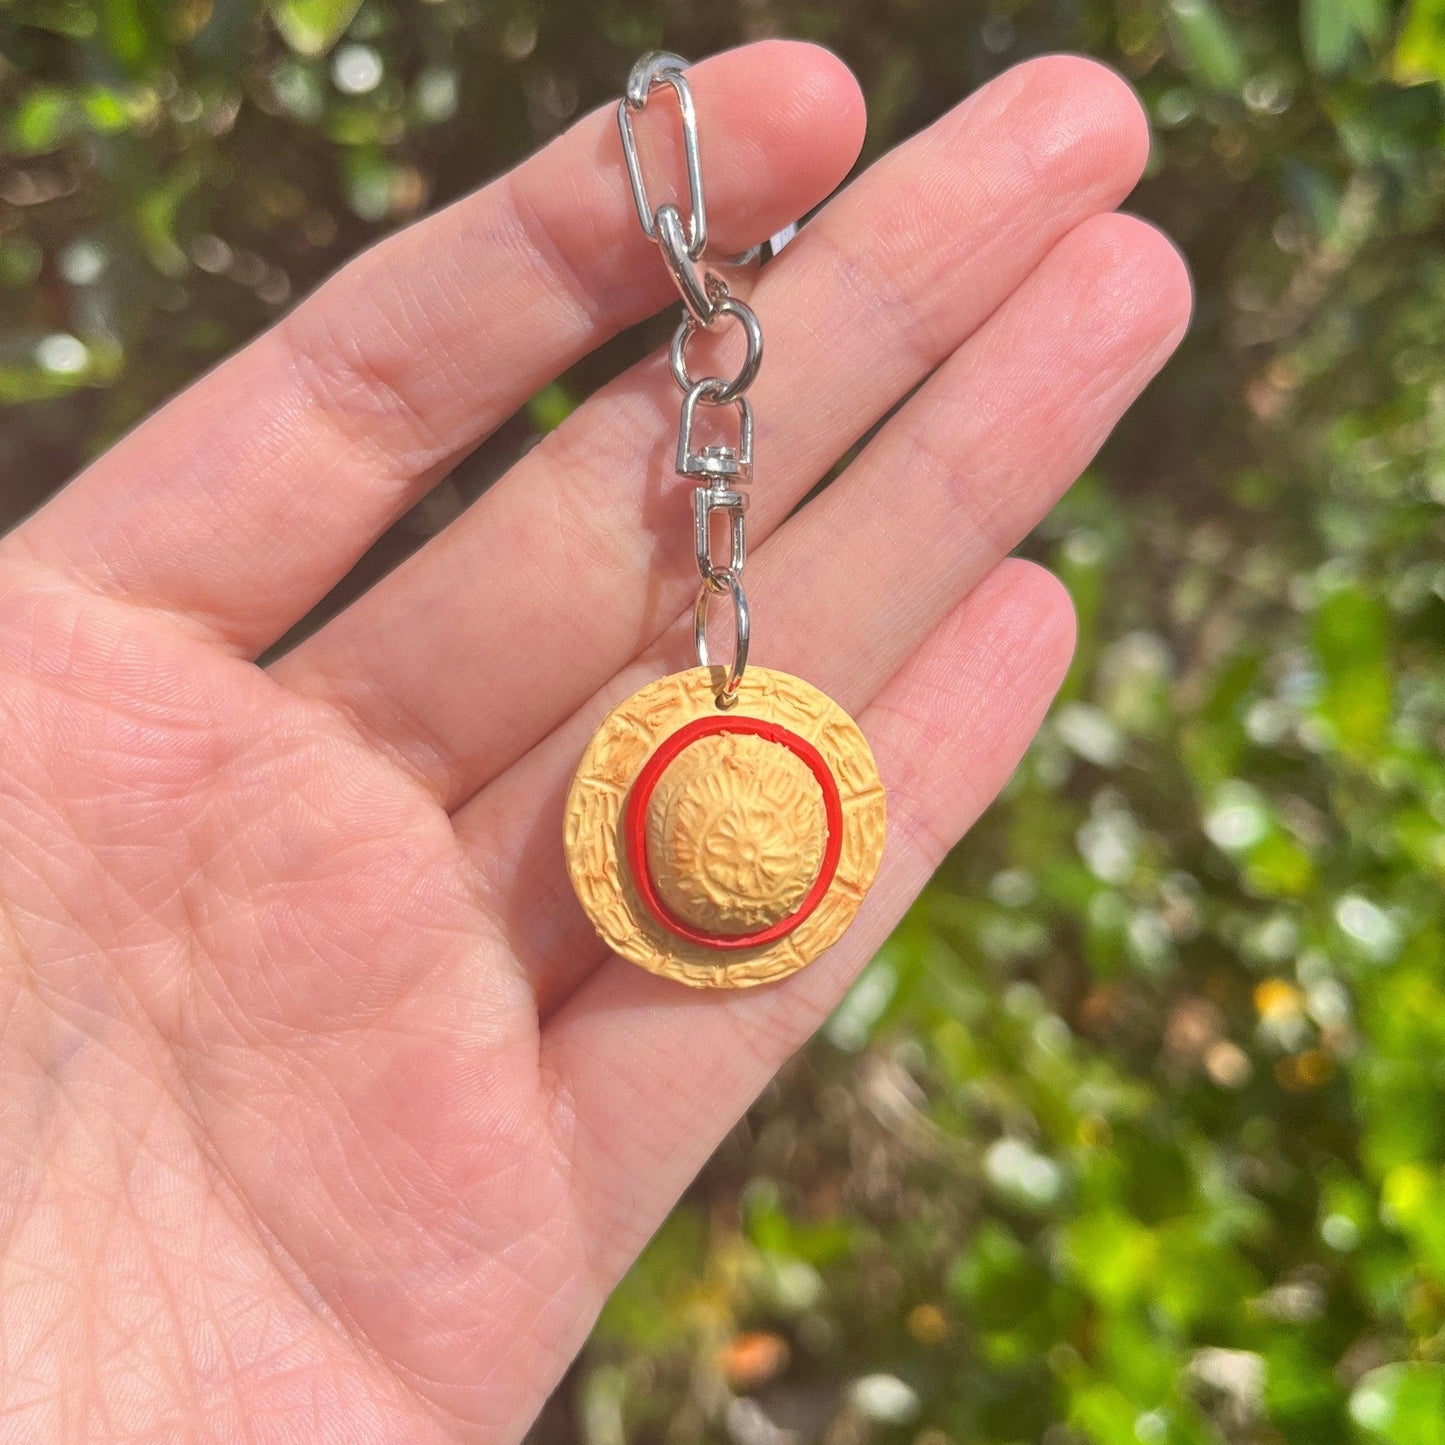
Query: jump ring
670,297,763,405
693,567,749,701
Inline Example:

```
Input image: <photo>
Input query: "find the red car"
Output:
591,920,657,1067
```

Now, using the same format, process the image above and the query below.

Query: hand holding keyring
0,41,1186,1442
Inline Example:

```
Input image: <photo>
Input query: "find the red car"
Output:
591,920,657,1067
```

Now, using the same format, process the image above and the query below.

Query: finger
273,56,1150,806
7,41,864,655
542,559,1077,1288
455,209,1191,1007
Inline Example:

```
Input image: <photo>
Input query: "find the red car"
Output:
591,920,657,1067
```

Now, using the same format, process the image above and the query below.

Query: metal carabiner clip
617,52,707,261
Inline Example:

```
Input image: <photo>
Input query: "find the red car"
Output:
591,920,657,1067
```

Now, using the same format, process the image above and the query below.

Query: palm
0,43,1186,1443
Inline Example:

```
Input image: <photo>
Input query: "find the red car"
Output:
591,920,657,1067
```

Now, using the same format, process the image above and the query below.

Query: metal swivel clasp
676,378,754,484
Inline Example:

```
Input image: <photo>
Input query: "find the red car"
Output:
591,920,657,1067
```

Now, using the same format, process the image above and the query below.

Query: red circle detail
623,714,844,951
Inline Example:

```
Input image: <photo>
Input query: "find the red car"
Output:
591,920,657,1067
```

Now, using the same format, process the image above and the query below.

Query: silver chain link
617,51,770,705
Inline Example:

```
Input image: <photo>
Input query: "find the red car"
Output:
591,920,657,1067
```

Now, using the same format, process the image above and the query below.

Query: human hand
0,42,1188,1441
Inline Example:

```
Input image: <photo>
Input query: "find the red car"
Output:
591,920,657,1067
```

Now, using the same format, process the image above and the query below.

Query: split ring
693,567,749,701
670,297,763,406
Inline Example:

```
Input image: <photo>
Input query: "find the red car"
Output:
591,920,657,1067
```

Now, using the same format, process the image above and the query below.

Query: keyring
563,53,886,990
693,565,749,700
669,296,763,407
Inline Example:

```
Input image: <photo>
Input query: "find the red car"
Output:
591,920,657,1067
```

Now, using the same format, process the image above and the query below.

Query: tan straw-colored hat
563,666,886,988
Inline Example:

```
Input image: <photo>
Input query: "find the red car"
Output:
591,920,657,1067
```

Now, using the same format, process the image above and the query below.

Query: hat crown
645,732,826,936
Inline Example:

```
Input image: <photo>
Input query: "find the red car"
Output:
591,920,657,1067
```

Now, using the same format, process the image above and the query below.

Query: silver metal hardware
694,567,749,703
618,51,791,701
669,296,763,407
617,54,707,260
623,50,690,109
676,379,753,481
657,203,724,326
721,221,798,269
694,485,748,588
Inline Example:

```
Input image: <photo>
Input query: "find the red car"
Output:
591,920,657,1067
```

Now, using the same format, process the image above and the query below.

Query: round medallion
563,667,887,988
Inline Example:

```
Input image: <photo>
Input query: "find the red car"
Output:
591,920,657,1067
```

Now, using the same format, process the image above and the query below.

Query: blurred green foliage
4,0,1445,1441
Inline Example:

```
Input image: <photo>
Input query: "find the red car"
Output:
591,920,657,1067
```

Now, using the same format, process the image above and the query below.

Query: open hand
0,42,1188,1441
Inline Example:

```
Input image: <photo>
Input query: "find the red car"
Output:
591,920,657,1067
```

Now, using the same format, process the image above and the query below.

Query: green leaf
527,383,576,434
7,84,140,154
1313,586,1392,759
267,0,363,56
81,87,132,131
1166,0,1247,92
1067,1380,1152,1443
6,88,77,152
591,1206,708,1351
1395,0,1445,83
133,161,202,278
99,0,163,75
1350,1363,1445,1443
1304,0,1386,74
1380,1164,1445,1283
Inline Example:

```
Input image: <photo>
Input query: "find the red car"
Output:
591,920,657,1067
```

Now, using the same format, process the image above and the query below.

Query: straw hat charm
562,55,885,989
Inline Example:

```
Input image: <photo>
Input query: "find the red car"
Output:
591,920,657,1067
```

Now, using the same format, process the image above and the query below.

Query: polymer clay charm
563,54,885,989
565,667,886,988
